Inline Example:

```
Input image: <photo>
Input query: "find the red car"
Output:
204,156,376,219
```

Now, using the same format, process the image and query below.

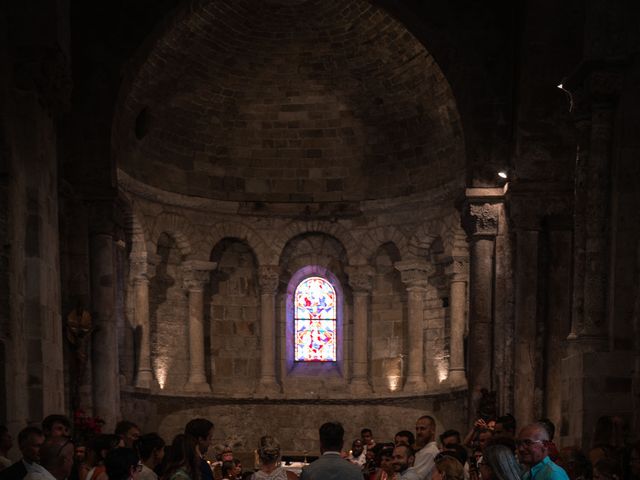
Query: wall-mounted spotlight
498,170,508,179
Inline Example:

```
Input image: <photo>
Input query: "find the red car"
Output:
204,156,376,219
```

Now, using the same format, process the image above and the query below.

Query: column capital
258,265,280,295
130,252,161,280
445,258,469,282
462,200,501,238
345,265,375,293
181,260,217,290
394,260,433,288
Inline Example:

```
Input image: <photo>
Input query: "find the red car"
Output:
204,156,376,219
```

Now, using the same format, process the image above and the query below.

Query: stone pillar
513,228,540,426
395,260,433,393
89,205,119,431
462,189,503,416
446,259,468,387
256,265,280,395
182,260,217,393
346,265,375,393
580,103,614,347
130,253,157,389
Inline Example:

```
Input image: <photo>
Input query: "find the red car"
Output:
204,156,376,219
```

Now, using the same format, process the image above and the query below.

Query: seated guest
433,455,464,480
374,444,396,480
593,459,622,480
105,448,141,480
24,437,74,480
0,427,45,480
556,447,591,480
86,435,123,480
362,430,376,454
42,417,71,440
115,423,141,450
231,460,242,480
478,443,522,480
439,431,461,448
414,415,439,480
391,445,419,480
438,447,468,470
346,440,366,467
300,422,361,480
394,433,415,449
0,426,13,471
161,435,200,480
493,416,516,440
517,423,568,480
184,419,214,480
136,434,166,480
221,462,234,480
251,435,297,480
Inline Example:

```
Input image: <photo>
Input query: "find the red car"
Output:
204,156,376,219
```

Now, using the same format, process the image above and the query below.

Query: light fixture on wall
498,170,508,179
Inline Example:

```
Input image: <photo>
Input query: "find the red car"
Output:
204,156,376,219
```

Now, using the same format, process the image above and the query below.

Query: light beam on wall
155,358,168,389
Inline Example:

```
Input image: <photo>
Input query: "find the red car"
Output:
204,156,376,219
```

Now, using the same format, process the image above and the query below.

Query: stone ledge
120,384,467,405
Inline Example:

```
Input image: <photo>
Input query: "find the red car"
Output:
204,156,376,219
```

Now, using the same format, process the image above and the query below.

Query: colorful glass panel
294,276,336,362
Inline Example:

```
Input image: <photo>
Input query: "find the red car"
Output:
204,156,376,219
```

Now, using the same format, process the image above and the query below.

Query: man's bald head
517,423,550,467
520,423,550,442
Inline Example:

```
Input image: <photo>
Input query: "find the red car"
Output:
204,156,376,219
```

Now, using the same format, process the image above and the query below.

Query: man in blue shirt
517,423,568,480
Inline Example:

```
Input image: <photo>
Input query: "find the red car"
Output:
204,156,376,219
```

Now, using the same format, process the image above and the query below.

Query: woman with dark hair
251,436,297,480
86,434,124,480
105,448,141,480
136,433,166,480
161,435,201,480
478,444,522,480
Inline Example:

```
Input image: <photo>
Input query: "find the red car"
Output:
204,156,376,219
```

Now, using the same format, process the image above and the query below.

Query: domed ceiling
114,0,465,204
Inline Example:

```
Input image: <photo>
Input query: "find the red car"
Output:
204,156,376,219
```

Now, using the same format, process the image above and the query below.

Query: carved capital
463,202,501,238
345,265,375,293
258,265,280,295
394,260,433,288
181,260,217,290
445,258,469,282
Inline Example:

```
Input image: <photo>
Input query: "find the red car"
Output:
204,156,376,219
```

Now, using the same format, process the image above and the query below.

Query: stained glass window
294,276,336,362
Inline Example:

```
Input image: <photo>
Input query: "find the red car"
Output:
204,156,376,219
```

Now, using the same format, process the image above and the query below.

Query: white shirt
413,442,439,480
346,452,366,467
138,464,158,480
400,468,422,480
24,467,57,480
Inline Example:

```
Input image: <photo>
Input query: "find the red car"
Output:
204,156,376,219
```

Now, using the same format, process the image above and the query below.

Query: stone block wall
209,241,260,393
120,390,467,457
370,247,406,393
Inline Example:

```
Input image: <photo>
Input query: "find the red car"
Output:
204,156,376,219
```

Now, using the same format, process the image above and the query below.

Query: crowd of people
0,413,636,480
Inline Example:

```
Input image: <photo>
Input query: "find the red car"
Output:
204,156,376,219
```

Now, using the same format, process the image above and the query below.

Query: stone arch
148,212,202,259
119,193,148,258
358,226,410,263
271,221,361,266
440,211,468,258
407,218,443,259
205,222,274,267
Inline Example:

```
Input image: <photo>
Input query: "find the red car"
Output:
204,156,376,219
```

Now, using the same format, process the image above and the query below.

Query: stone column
256,265,280,395
346,265,375,393
395,260,433,393
463,190,503,416
130,253,157,389
89,205,119,431
513,228,540,426
182,260,217,393
446,259,468,387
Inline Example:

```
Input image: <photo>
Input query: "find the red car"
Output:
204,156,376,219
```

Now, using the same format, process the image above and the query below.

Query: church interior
1,0,639,456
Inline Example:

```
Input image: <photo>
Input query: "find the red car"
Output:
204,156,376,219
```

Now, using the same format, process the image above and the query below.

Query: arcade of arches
1,0,639,456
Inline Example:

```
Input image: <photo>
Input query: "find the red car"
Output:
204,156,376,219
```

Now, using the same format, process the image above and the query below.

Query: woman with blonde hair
251,436,297,480
433,454,465,480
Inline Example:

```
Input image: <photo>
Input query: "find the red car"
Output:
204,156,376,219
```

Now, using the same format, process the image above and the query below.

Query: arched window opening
294,276,336,362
